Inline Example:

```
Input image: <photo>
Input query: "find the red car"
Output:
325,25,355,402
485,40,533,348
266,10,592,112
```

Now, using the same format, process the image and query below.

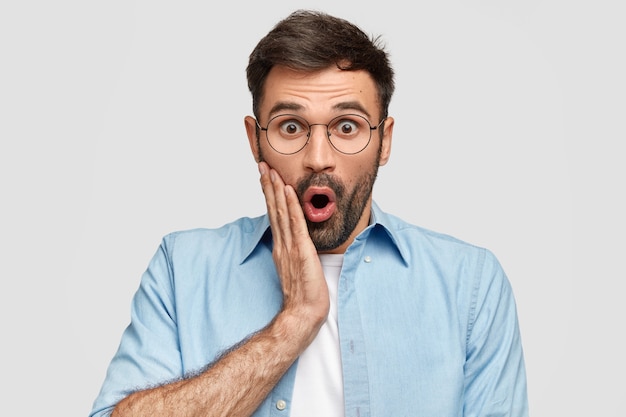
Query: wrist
270,308,326,354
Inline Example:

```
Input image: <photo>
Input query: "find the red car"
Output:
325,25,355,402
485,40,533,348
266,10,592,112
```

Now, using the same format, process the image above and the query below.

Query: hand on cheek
257,162,329,327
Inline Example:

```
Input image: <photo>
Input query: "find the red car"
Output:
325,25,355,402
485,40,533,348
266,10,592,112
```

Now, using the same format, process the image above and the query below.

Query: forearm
112,312,319,417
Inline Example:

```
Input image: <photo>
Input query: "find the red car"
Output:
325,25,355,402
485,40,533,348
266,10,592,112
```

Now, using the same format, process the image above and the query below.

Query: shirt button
364,256,372,263
276,400,287,410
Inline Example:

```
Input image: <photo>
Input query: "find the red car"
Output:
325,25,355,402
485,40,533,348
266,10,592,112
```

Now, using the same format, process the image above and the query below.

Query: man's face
245,65,394,253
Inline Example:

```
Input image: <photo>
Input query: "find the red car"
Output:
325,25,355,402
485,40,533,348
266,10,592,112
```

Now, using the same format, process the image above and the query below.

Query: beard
295,163,379,251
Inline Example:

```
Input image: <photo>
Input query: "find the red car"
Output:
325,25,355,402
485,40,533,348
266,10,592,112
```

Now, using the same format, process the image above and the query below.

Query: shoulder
374,206,505,282
159,215,268,258
379,209,487,257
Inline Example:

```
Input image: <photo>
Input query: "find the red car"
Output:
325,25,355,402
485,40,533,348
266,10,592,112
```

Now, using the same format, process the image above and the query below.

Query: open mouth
311,194,330,209
302,187,336,222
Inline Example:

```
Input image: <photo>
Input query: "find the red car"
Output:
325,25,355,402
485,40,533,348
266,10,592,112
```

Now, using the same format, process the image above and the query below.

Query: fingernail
258,163,266,175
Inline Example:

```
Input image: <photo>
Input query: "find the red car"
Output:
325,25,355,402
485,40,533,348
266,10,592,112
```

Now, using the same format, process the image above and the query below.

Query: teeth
311,194,329,209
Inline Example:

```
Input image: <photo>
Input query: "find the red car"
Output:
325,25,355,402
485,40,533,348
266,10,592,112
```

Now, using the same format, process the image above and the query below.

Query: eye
338,120,357,134
331,116,365,138
277,118,307,137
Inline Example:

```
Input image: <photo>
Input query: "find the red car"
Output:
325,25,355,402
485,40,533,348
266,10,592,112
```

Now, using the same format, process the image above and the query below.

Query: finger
258,162,282,247
269,168,293,249
284,185,311,245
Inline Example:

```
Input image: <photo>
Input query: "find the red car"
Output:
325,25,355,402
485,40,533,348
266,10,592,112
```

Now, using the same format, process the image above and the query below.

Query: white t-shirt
290,254,345,417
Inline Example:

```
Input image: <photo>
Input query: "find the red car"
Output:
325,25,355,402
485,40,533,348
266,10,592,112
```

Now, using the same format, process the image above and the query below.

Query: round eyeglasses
256,114,385,155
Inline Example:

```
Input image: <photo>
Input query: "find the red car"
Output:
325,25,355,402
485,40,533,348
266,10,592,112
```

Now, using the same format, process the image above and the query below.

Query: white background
1,1,624,415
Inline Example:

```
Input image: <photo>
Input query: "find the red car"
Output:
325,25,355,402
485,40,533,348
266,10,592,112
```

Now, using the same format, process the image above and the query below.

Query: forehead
260,65,380,119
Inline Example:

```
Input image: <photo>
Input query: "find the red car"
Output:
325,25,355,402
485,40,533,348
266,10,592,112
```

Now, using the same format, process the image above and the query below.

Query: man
90,10,528,417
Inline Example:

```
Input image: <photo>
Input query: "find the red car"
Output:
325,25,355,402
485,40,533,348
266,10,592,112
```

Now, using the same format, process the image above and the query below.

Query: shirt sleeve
89,238,182,417
463,249,529,417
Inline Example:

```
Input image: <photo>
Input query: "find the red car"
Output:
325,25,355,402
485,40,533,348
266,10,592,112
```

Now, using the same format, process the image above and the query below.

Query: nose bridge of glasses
303,123,336,159
308,122,331,139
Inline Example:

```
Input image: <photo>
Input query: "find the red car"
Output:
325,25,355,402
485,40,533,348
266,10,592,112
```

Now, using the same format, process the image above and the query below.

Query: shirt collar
240,214,272,264
366,201,410,266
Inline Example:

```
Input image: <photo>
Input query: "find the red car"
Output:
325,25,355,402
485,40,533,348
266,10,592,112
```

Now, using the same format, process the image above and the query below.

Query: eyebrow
333,101,371,118
268,101,303,116
268,100,372,119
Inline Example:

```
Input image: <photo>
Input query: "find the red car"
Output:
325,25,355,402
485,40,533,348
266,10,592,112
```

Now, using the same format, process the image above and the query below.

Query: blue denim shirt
90,202,528,417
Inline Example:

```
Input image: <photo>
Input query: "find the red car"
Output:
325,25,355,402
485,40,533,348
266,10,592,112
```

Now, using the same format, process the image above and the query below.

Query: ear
244,115,261,162
378,116,394,166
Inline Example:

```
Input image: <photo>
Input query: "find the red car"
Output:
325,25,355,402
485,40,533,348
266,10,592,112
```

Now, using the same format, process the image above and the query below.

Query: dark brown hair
246,10,395,120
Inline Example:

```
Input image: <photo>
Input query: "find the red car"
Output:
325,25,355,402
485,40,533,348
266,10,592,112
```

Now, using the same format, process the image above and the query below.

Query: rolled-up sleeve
89,239,182,417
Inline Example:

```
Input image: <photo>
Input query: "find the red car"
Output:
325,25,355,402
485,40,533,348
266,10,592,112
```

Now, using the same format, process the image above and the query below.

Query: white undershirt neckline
290,253,345,417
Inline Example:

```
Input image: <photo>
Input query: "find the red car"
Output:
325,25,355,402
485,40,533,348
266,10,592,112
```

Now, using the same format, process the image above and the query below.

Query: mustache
295,173,345,201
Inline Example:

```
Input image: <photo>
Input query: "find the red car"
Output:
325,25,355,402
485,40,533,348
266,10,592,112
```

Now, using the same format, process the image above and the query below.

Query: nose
302,124,336,173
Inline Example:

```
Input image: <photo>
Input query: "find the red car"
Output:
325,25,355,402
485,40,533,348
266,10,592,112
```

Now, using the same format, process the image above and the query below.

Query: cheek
341,161,372,189
265,155,302,185
349,154,378,175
